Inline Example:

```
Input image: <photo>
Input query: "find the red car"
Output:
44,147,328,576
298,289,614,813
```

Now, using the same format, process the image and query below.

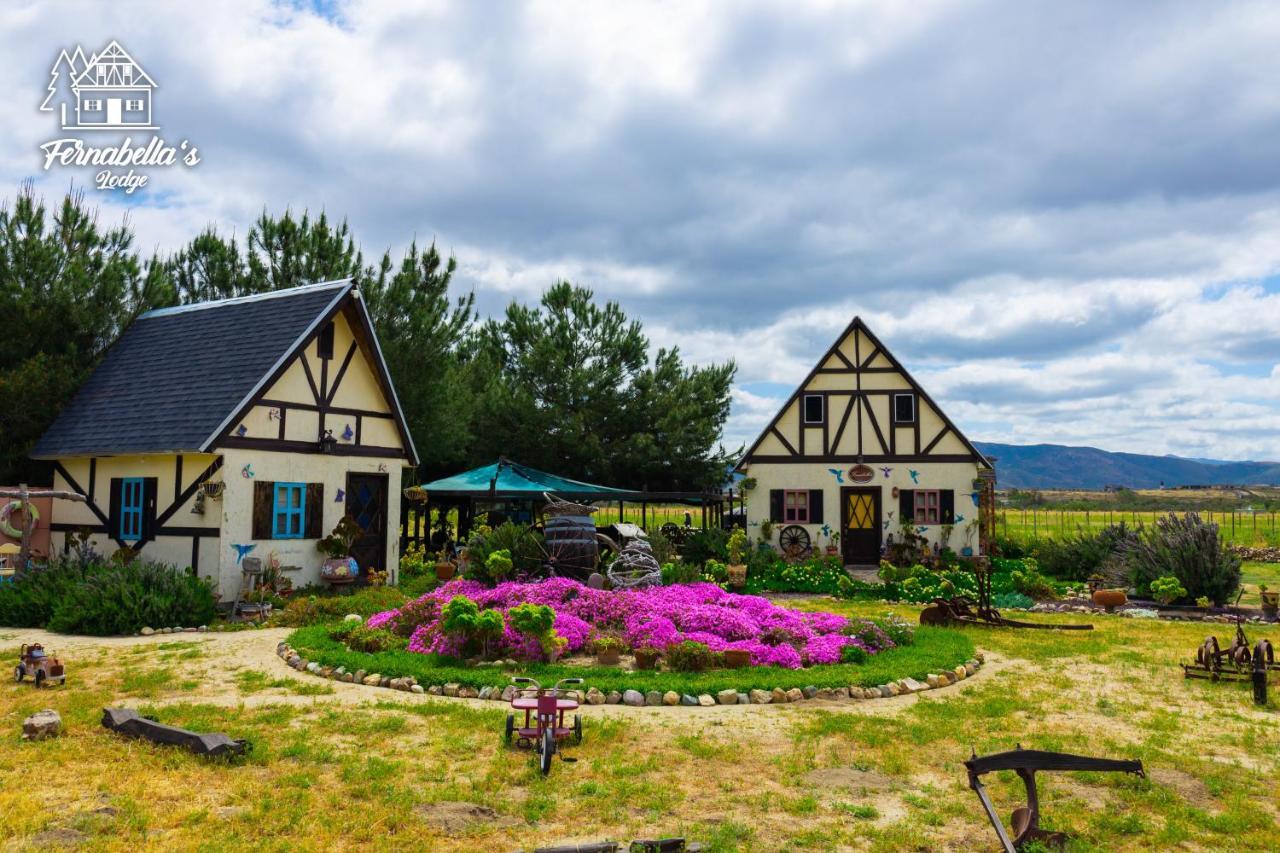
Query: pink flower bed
366,578,894,669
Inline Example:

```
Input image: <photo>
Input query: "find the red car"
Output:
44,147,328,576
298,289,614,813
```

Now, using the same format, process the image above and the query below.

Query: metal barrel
543,515,597,577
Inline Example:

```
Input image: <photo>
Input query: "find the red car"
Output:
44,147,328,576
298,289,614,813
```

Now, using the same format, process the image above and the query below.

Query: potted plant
435,548,457,581
960,520,977,557
759,520,774,550
723,647,751,669
1261,584,1279,617
633,645,660,670
826,530,841,558
317,515,362,585
726,528,748,588
592,634,626,666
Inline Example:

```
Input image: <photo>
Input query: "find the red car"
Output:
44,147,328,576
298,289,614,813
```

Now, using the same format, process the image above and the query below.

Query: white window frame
893,392,916,424
84,99,102,111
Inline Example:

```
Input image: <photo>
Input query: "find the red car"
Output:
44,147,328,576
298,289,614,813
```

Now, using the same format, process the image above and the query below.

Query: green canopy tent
401,458,726,550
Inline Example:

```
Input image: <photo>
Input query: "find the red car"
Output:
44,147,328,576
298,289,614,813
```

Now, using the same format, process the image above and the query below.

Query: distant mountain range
973,442,1280,490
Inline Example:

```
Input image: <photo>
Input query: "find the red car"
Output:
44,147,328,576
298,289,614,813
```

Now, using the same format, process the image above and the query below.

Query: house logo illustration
36,39,200,194
41,40,157,131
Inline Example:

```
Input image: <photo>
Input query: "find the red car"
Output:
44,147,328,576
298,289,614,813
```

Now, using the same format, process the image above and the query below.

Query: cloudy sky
3,0,1279,461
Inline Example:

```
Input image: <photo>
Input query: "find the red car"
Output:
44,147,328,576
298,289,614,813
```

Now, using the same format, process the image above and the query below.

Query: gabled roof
33,280,416,463
420,459,631,499
737,315,991,469
73,40,156,89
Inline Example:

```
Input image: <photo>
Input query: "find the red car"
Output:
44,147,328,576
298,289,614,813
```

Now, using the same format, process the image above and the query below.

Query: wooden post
0,484,87,574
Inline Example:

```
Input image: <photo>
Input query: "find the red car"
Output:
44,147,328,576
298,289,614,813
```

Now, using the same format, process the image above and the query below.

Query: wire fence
997,508,1280,547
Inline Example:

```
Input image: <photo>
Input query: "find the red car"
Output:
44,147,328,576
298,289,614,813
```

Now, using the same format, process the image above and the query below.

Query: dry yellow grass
2,602,1279,851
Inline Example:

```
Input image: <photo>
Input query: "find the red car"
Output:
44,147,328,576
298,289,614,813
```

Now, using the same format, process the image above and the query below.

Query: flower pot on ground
726,563,747,588
723,648,751,669
592,635,625,666
633,647,659,670
317,515,362,585
1092,588,1127,612
435,549,457,582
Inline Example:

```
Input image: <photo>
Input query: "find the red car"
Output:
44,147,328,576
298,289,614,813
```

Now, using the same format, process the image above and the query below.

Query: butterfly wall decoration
908,469,920,484
230,543,256,565
241,464,254,479
970,491,980,507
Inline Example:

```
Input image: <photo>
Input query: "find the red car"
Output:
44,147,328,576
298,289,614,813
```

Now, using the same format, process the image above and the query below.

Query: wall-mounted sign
849,464,875,484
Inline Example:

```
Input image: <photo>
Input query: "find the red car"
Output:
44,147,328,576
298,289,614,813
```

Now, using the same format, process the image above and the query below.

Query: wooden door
345,473,388,579
841,487,881,566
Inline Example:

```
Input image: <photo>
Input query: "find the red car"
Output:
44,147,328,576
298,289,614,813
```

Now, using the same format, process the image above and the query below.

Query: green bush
0,559,90,628
744,553,848,595
665,640,715,672
275,585,408,627
681,528,729,566
1149,575,1188,606
331,622,407,653
661,560,701,585
1123,513,1240,605
466,522,544,576
647,528,677,566
840,643,868,664
20,560,219,635
992,591,1035,610
484,548,514,580
1034,523,1138,581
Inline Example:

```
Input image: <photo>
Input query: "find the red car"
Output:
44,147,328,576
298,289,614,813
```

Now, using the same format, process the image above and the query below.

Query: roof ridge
140,279,353,319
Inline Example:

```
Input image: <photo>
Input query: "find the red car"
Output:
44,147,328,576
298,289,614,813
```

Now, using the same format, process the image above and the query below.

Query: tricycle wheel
504,713,514,744
34,670,45,688
539,728,555,776
573,714,583,744
14,664,24,682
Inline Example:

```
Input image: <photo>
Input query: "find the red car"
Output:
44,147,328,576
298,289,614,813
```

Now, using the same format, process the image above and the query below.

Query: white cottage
31,280,417,599
737,317,993,565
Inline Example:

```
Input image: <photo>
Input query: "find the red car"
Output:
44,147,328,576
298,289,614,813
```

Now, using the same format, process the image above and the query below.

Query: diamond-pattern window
847,493,874,529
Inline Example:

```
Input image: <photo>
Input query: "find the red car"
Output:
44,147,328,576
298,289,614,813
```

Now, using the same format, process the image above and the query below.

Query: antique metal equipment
505,677,584,775
101,707,249,757
1183,600,1277,705
15,643,65,687
919,561,1093,631
778,524,811,559
530,840,704,853
965,747,1144,852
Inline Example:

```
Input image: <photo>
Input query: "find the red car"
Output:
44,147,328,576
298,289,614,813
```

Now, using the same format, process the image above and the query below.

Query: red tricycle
504,676,584,775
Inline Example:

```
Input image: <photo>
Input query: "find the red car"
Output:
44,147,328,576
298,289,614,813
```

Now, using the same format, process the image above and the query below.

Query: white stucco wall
741,460,985,559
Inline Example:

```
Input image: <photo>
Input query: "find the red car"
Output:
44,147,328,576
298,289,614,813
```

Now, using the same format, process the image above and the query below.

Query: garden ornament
880,466,892,478
965,746,1144,853
230,543,256,565
827,467,844,483
101,707,249,757
15,643,65,687
607,539,662,589
908,469,919,483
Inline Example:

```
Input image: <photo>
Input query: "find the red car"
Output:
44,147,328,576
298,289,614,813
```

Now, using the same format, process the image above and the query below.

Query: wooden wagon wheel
778,525,810,559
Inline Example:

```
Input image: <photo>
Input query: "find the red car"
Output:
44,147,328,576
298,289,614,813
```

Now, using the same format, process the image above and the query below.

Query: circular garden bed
283,578,977,701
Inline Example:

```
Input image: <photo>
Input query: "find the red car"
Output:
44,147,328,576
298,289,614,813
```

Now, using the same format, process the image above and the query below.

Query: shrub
647,528,676,566
276,585,408,627
1149,575,1188,606
1123,513,1240,605
27,560,218,636
332,622,407,653
992,535,1033,559
485,549,514,581
1034,524,1138,581
665,639,715,672
465,522,544,576
0,559,90,628
840,643,868,664
681,528,729,566
661,561,701,585
439,595,505,657
992,591,1035,610
726,528,748,565
399,543,431,580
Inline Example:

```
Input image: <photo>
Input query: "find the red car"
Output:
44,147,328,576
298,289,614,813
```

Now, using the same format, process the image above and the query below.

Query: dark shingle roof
33,281,352,458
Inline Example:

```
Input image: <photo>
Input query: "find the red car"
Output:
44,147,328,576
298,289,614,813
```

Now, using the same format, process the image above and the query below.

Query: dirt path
1,625,1001,728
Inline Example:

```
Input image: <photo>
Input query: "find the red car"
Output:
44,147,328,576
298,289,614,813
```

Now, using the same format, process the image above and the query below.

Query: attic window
803,394,824,425
317,322,335,359
893,393,916,424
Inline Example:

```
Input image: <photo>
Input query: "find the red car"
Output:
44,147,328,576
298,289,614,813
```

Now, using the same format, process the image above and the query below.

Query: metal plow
1182,605,1277,705
965,747,1144,852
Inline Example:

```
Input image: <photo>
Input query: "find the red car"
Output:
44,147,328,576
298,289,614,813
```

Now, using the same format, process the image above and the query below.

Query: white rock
22,709,62,741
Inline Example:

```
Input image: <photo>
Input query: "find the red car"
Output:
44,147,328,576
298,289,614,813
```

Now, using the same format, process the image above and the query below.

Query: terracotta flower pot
435,562,456,582
723,649,751,669
633,649,659,670
1092,588,1127,612
596,649,620,666
727,564,747,588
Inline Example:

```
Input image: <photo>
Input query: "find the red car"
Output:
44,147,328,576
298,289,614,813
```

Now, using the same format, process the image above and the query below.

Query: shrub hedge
285,622,974,694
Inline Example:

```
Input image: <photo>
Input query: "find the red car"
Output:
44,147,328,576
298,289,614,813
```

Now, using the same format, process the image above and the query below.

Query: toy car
15,643,65,688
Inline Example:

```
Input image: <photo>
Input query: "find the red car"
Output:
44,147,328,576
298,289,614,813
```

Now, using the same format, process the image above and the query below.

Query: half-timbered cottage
737,318,993,565
31,280,417,599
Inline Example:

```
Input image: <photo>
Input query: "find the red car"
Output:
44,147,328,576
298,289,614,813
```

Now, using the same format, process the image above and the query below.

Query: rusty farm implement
919,561,1093,631
1183,596,1277,705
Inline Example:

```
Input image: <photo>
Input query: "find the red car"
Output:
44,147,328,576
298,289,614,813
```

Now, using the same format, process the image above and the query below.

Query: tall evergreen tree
469,282,736,491
0,185,172,483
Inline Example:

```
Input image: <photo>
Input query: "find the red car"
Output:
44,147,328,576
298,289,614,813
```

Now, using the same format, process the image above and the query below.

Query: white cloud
2,0,1279,462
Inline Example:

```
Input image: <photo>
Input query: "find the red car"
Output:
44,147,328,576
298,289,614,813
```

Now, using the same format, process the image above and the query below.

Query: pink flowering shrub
367,578,893,669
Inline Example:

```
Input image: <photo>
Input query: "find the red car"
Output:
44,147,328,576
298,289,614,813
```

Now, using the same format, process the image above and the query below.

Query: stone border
274,641,986,707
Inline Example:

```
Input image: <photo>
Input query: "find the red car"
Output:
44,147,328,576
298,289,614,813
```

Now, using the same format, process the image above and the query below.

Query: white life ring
0,500,39,539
